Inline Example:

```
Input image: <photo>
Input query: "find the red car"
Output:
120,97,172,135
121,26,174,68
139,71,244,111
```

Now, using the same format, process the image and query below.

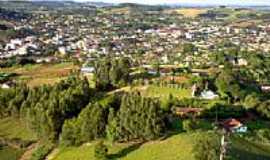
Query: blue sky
76,0,270,6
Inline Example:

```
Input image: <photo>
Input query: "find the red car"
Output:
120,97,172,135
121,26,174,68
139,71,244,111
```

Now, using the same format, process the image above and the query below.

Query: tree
95,57,130,90
60,102,108,146
78,103,107,142
193,132,221,160
60,119,78,146
94,141,108,160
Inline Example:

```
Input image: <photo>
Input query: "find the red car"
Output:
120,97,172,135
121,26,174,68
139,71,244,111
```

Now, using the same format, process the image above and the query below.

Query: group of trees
94,57,131,90
60,92,166,146
60,102,107,146
215,66,260,102
0,83,28,117
0,76,92,141
22,76,92,140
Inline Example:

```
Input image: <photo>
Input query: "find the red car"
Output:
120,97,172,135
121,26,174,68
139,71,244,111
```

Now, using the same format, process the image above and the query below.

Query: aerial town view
0,0,270,160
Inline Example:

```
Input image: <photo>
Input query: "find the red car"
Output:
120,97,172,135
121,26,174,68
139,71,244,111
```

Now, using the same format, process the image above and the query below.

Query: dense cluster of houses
0,8,269,68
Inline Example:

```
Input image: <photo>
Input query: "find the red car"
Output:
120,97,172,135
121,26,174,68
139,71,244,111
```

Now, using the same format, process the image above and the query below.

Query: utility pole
220,131,228,160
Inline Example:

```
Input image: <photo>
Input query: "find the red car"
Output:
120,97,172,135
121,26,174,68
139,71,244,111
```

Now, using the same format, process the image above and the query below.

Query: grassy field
0,146,24,160
0,118,35,160
0,117,37,141
52,133,197,160
51,131,270,160
0,63,78,87
141,85,191,99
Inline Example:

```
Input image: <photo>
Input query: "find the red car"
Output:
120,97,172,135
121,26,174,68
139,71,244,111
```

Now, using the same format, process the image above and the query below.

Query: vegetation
94,141,108,160
193,132,221,160
228,136,270,160
106,92,166,142
30,143,54,160
0,146,24,160
1,3,270,160
0,117,37,141
0,63,78,87
94,57,130,90
53,133,198,160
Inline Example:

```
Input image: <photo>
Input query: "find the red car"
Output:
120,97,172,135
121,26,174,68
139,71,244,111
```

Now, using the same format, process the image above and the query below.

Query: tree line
0,76,92,141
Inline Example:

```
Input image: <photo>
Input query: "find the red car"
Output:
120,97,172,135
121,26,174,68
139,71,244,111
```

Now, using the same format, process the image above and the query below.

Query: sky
75,0,270,6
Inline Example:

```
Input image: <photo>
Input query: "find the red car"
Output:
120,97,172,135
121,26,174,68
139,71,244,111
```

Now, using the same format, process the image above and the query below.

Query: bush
182,119,199,132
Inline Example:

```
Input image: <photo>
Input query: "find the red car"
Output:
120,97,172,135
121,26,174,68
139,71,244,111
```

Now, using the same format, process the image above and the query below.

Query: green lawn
0,117,37,141
52,133,198,160
141,85,191,99
0,146,24,160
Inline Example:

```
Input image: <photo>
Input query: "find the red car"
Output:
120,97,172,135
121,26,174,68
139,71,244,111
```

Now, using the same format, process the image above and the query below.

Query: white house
200,90,219,100
58,47,66,55
81,67,95,74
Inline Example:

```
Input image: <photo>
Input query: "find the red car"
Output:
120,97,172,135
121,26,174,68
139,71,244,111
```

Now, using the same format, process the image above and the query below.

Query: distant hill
111,3,169,12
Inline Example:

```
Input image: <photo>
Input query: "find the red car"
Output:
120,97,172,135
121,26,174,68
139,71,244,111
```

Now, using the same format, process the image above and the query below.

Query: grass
0,117,37,141
52,133,198,160
229,136,270,160
0,62,78,87
0,146,24,160
141,85,191,99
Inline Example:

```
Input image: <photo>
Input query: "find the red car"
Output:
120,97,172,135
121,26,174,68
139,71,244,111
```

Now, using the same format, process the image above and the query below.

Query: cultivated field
165,8,208,18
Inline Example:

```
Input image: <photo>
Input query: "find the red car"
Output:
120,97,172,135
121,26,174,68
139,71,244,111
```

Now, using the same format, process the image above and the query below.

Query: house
200,90,219,100
221,118,247,133
58,47,67,55
237,58,248,66
81,66,95,74
173,107,203,117
261,85,270,92
1,83,10,89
